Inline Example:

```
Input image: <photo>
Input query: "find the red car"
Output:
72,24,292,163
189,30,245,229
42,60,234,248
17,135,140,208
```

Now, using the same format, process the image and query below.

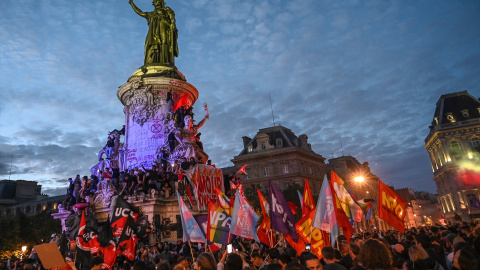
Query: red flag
116,215,138,261
257,190,276,248
284,234,306,256
378,179,407,233
100,244,116,269
76,210,90,252
287,202,298,215
172,93,189,111
302,179,315,216
237,164,248,175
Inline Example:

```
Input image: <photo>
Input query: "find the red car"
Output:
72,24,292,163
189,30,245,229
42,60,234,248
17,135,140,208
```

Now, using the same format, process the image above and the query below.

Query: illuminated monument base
117,66,199,171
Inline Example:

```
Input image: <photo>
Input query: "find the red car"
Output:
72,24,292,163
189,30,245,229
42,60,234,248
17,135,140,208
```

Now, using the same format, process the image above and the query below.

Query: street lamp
21,246,27,253
354,176,364,183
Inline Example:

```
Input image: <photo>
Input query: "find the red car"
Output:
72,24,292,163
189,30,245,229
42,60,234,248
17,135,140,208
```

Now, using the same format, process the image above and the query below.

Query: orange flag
296,209,330,259
378,179,407,233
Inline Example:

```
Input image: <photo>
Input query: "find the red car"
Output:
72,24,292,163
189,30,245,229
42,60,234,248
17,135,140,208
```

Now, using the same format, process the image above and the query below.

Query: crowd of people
64,156,213,210
6,223,479,270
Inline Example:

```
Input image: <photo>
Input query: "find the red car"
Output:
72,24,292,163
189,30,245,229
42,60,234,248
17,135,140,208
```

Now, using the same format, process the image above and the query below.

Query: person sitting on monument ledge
128,169,137,195
161,181,172,198
135,168,147,200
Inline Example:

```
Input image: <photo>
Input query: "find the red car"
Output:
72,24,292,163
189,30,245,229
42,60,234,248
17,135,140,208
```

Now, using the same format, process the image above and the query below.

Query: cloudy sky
0,0,479,196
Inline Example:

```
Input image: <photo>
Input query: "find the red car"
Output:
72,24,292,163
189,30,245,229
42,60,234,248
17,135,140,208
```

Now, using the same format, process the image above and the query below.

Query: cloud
0,0,479,196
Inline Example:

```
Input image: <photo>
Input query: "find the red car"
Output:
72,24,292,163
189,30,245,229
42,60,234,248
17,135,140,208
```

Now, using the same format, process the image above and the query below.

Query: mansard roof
431,90,480,127
237,125,313,156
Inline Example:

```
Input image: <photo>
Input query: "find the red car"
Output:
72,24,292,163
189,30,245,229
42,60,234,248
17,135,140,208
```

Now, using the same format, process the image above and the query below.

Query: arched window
470,137,480,150
450,140,463,155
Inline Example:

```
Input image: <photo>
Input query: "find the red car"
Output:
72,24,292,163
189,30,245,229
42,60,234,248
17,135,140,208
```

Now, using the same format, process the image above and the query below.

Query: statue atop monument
129,0,179,67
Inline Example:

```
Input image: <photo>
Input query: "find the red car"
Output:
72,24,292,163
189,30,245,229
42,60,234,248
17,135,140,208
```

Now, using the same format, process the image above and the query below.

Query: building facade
425,90,480,222
231,125,327,194
395,188,444,228
0,179,64,216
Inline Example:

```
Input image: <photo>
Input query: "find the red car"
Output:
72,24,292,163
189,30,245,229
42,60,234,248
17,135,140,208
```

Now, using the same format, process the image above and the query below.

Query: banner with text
378,179,407,233
185,164,225,211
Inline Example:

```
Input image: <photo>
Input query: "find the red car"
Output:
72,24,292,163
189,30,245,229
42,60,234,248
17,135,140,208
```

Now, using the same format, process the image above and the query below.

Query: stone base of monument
53,195,201,243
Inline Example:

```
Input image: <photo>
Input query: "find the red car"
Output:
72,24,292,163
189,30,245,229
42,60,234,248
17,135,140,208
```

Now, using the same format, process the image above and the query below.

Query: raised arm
129,0,147,18
195,113,210,130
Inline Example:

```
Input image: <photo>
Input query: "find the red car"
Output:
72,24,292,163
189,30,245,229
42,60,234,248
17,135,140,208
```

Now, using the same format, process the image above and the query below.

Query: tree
0,211,61,259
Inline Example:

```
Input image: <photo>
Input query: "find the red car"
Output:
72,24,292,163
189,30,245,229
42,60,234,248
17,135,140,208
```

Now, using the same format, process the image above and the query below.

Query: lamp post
21,245,27,260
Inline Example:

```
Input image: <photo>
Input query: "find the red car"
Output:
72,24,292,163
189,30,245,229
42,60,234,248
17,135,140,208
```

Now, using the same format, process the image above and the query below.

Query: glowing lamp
468,155,473,159
22,246,27,252
354,176,364,183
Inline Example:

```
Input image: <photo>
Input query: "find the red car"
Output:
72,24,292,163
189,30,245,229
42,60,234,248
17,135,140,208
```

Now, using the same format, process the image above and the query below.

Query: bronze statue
129,0,179,66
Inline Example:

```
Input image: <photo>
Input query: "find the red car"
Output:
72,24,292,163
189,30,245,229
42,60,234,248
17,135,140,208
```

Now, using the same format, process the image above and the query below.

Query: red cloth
378,179,407,233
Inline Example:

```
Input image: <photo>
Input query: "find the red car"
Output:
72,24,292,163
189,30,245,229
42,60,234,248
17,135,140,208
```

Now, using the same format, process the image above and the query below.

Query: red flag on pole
302,179,315,216
378,179,407,233
172,93,189,112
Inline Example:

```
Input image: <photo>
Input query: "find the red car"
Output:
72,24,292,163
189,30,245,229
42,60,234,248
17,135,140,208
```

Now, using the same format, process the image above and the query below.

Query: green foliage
0,211,61,259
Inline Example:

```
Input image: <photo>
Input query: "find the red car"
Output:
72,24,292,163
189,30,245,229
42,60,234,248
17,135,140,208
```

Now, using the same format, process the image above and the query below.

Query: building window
247,145,253,152
470,137,480,150
461,109,469,117
263,167,269,176
466,193,479,207
450,140,463,155
261,142,267,150
282,164,289,174
246,169,250,179
276,138,283,147
308,165,313,175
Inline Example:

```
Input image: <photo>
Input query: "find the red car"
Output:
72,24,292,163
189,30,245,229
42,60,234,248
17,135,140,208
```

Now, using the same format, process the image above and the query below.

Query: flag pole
264,234,284,262
188,241,195,263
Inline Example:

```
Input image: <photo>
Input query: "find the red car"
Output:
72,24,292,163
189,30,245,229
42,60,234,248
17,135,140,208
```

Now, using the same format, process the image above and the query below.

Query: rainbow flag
207,201,233,245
